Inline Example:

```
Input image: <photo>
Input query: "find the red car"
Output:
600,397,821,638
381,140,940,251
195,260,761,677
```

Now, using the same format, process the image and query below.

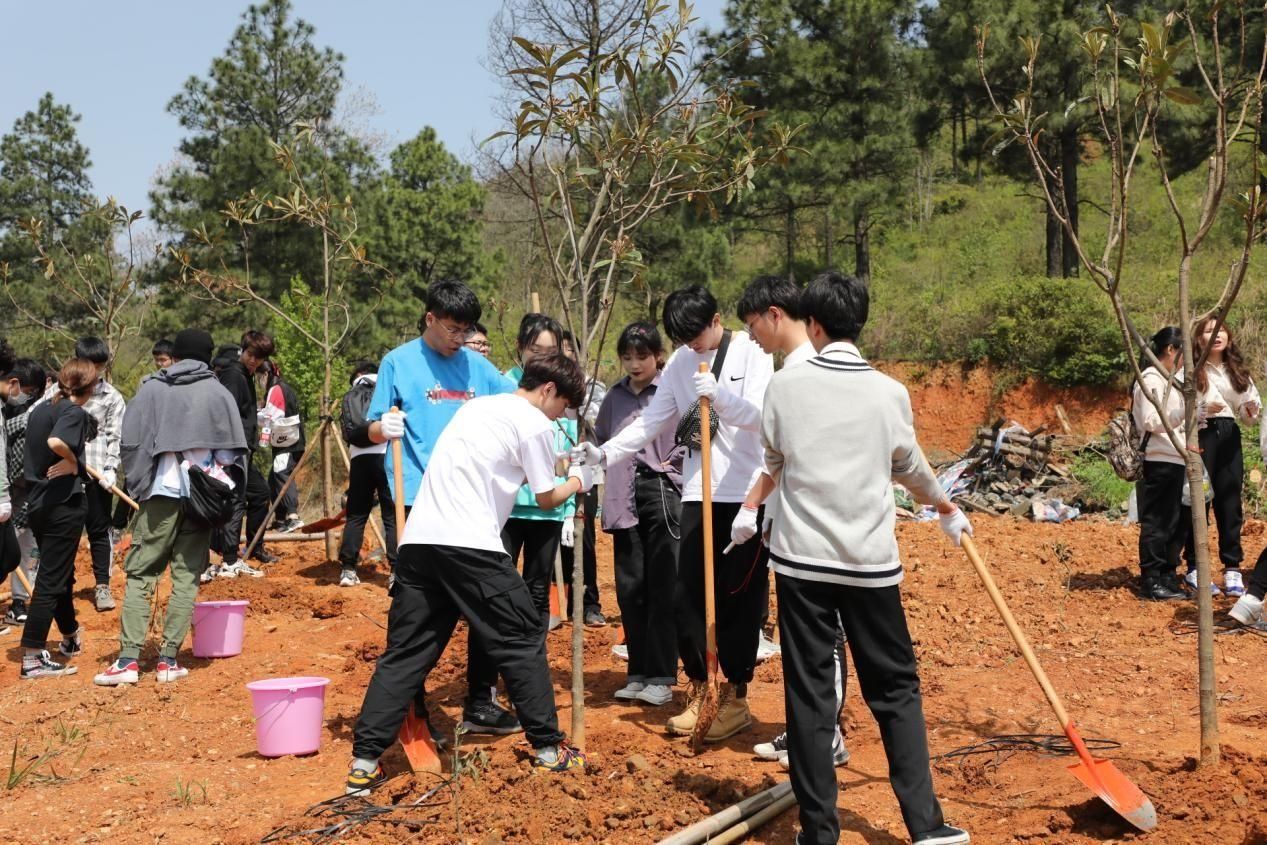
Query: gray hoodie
121,359,248,499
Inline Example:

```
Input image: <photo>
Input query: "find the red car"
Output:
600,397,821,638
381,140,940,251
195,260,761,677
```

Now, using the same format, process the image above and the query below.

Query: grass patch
1070,451,1135,513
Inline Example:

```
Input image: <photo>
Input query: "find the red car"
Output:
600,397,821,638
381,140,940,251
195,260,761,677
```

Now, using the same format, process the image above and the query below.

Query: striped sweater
761,342,944,587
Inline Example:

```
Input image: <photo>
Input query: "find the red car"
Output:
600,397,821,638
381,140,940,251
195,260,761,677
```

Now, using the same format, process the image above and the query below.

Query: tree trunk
950,105,959,180
1061,128,1080,278
321,230,336,562
854,210,871,283
1045,197,1062,278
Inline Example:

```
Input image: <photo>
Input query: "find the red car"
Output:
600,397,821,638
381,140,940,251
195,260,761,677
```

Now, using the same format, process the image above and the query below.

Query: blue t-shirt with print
368,339,516,506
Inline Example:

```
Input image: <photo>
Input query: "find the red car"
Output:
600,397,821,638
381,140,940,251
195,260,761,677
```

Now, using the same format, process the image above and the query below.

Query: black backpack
340,380,376,449
181,465,236,530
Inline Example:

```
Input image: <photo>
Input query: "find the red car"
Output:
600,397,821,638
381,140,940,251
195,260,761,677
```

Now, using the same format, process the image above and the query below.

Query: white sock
536,746,559,765
352,757,378,772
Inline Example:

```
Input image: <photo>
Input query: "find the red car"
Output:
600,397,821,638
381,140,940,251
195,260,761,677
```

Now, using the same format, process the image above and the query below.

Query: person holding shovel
761,270,971,845
2,358,46,626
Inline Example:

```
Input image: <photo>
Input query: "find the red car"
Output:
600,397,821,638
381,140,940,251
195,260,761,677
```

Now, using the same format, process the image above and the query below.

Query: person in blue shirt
366,279,520,736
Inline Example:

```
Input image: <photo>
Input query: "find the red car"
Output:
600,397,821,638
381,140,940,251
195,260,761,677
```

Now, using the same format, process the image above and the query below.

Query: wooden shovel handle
389,407,407,536
698,364,717,678
83,463,139,511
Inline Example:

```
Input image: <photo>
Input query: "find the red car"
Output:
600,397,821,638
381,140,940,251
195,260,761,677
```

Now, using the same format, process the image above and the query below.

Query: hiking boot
755,631,781,663
95,584,116,611
1140,578,1184,601
914,824,971,844
461,699,522,735
583,609,606,627
155,658,189,684
279,515,304,534
704,686,752,743
94,658,139,686
251,549,280,565
1229,593,1264,626
1224,570,1246,598
339,567,361,587
219,559,264,579
611,643,628,661
532,740,586,772
1185,569,1221,597
345,760,385,795
57,627,82,657
200,564,220,584
635,683,673,706
779,730,850,769
20,650,78,680
666,681,706,736
4,599,28,625
614,681,646,701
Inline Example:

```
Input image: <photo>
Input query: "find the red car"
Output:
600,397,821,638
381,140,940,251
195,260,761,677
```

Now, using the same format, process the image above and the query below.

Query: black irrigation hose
1168,619,1267,640
260,776,453,844
933,733,1122,771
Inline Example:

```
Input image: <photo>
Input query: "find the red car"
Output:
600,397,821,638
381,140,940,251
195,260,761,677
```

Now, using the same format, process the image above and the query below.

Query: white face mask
5,390,30,408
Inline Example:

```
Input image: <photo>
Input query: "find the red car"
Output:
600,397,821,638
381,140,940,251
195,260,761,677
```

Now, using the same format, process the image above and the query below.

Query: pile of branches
947,421,1071,517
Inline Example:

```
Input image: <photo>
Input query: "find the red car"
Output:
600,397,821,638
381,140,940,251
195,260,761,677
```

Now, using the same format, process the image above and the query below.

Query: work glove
570,442,603,467
568,464,596,493
561,520,575,548
0,501,11,523
692,370,719,403
938,507,973,547
380,409,407,440
98,469,117,490
730,505,759,547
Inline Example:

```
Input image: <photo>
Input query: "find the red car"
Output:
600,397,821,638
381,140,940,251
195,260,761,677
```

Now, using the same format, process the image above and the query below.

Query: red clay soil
3,510,1267,844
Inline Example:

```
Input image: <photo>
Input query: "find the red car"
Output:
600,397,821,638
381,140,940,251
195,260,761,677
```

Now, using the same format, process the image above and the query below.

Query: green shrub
1070,451,1134,512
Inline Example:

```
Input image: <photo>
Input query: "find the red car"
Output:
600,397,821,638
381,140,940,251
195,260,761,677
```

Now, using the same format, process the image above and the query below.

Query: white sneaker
339,568,361,587
635,684,673,706
614,681,646,700
755,631,781,663
779,730,850,769
754,732,788,761
1229,593,1264,626
200,564,219,584
1185,569,1221,596
155,658,189,684
1224,570,1246,598
94,659,139,686
220,560,264,579
611,643,628,661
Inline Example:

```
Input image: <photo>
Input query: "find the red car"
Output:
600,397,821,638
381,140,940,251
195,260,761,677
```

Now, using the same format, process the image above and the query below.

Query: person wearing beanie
93,328,248,685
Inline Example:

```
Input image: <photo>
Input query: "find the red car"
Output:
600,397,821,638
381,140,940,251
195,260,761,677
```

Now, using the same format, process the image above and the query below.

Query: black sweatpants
353,543,565,759
338,453,398,569
1198,418,1244,568
560,487,601,615
777,574,944,843
502,517,562,630
268,450,300,520
1136,460,1186,583
218,461,270,562
21,495,86,650
1247,546,1267,601
613,472,681,685
84,483,113,586
677,501,768,685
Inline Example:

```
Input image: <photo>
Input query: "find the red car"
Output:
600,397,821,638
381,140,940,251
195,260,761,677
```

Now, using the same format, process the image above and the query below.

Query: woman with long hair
1188,316,1260,598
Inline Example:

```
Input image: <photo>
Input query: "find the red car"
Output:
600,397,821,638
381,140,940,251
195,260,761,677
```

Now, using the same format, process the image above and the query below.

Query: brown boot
704,684,752,743
666,680,706,735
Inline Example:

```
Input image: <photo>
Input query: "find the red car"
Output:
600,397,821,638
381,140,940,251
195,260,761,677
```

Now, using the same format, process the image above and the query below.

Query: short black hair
662,285,718,344
737,275,803,321
559,329,578,351
9,358,42,389
469,321,488,336
74,335,110,364
800,271,869,341
241,330,275,359
518,352,585,408
349,359,378,383
422,279,482,329
151,339,175,358
617,321,663,357
0,338,15,377
516,313,563,351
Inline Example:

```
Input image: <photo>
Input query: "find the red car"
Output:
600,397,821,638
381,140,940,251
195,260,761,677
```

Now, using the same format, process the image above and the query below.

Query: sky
0,0,727,218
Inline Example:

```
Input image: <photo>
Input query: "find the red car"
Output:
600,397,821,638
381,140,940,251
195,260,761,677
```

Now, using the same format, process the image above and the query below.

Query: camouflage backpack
1106,405,1150,482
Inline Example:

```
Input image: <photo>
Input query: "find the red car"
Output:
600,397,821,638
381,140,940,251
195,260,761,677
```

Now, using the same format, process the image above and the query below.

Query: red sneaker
94,659,139,686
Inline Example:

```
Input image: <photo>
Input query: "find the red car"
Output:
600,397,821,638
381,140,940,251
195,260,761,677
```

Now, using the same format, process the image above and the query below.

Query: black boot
1140,576,1184,601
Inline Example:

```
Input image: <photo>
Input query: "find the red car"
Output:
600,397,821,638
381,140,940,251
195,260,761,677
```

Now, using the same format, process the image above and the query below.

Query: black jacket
217,360,258,449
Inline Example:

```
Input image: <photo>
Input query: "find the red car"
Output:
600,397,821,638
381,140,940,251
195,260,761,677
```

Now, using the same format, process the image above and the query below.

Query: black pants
111,492,131,531
677,501,768,685
777,574,943,843
613,472,681,685
559,487,601,614
353,543,565,758
1198,418,1244,568
84,483,113,586
1244,545,1267,600
1137,460,1186,583
219,461,270,562
269,450,300,520
502,517,561,630
21,495,86,650
338,453,398,569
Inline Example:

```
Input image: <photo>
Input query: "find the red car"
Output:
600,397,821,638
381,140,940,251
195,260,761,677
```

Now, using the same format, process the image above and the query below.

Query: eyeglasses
743,312,769,336
465,339,490,351
430,316,471,338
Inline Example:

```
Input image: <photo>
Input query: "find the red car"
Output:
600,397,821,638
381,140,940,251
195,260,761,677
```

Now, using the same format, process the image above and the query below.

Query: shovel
960,534,1157,831
691,363,720,752
300,508,347,533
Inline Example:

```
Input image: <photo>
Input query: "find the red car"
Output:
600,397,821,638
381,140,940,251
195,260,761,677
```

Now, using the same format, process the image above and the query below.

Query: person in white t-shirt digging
345,353,596,794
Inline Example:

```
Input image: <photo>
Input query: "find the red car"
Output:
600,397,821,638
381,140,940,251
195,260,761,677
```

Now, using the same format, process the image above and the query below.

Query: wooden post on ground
571,506,585,747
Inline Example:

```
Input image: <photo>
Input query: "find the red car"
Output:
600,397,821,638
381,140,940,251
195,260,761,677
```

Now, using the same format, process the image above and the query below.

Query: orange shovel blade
1067,757,1157,831
398,704,442,775
548,584,563,630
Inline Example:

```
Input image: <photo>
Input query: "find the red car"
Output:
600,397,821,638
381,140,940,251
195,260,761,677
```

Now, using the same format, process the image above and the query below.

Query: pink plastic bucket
245,676,332,757
191,600,249,658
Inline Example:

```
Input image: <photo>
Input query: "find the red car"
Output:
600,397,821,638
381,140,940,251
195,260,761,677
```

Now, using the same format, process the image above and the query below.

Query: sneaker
339,567,361,587
614,681,646,700
611,643,628,661
914,824,971,844
251,550,280,565
95,584,116,611
200,564,220,584
461,699,523,735
779,731,850,769
155,658,189,683
57,627,82,657
219,559,264,579
755,631,781,663
532,740,586,772
754,732,789,761
583,609,606,627
21,650,79,680
704,686,752,742
1185,569,1221,597
635,684,673,706
1229,593,1264,626
345,761,385,795
386,571,396,592
4,599,28,625
666,680,706,735
94,658,140,686
1225,570,1246,598
279,515,304,534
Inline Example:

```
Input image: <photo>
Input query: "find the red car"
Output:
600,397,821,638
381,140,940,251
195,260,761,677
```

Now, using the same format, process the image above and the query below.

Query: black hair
560,329,578,351
737,275,803,321
74,335,110,365
10,358,45,390
1141,326,1182,370
800,271,869,341
518,352,585,408
212,344,241,371
349,359,378,384
241,329,275,359
617,321,663,357
0,338,15,377
662,285,719,344
420,279,482,332
469,322,488,336
151,339,175,358
516,313,563,352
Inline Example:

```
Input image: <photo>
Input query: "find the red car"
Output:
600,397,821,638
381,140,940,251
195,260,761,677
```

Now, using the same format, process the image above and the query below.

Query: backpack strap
711,329,732,379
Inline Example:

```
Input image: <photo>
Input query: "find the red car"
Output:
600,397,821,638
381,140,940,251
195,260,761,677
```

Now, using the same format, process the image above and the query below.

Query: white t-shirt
401,393,559,553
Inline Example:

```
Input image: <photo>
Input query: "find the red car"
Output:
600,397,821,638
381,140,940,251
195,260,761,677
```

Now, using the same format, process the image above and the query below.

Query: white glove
693,371,719,402
730,505,759,547
99,469,117,490
380,409,407,440
570,441,603,466
0,502,11,523
568,464,596,492
938,507,973,547
561,520,575,547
